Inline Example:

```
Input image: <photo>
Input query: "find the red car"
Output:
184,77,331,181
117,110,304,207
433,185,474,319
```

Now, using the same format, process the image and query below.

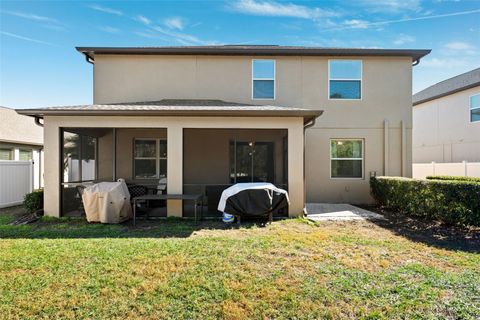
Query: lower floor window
330,139,363,178
134,139,167,179
19,149,33,161
0,148,13,160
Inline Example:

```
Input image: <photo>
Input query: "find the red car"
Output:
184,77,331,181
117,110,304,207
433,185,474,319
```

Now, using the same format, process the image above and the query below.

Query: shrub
23,189,44,214
370,176,480,226
426,175,480,183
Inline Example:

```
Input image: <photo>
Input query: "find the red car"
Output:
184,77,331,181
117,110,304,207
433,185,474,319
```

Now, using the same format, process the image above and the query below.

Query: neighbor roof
16,99,323,124
413,68,480,106
76,45,431,62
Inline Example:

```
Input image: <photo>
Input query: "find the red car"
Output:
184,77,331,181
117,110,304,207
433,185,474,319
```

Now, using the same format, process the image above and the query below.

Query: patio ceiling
16,99,323,125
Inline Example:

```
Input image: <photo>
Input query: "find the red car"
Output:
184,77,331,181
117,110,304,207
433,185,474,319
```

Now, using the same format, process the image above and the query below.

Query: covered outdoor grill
218,183,289,222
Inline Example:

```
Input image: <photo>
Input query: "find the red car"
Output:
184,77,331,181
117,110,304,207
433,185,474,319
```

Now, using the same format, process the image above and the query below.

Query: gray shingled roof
16,99,323,124
76,45,431,62
413,68,480,105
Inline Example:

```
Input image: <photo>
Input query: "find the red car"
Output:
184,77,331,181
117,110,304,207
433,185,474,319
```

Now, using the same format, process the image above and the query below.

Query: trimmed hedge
426,175,480,183
370,176,480,226
23,189,44,214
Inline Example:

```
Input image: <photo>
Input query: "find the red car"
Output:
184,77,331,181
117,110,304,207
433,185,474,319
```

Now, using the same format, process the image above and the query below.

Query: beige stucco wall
413,86,480,163
92,55,412,204
0,106,43,146
43,116,304,218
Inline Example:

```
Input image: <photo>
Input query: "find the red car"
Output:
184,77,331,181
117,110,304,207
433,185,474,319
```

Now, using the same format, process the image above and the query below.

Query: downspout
34,117,44,127
302,118,317,216
84,53,94,65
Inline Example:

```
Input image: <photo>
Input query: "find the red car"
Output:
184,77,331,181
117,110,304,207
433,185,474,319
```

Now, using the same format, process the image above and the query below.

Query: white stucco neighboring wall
413,85,480,163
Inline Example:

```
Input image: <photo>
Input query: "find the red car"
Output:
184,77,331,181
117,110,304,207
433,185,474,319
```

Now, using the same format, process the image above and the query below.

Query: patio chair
75,185,87,216
127,184,150,219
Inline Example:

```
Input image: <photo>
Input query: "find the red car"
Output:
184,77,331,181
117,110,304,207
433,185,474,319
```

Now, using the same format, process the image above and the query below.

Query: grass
0,206,479,319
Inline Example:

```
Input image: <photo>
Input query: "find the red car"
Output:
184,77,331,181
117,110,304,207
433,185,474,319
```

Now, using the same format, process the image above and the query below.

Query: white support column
167,124,183,217
43,119,61,217
13,148,20,161
287,123,305,217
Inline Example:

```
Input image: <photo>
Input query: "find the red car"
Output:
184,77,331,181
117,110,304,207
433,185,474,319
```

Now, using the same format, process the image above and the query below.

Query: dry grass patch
0,207,479,319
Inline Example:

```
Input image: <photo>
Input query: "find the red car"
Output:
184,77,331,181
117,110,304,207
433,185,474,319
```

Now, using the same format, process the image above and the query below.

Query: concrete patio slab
306,203,386,221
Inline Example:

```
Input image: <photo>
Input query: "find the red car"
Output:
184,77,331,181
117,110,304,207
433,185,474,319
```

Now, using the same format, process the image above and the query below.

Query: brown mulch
358,205,480,253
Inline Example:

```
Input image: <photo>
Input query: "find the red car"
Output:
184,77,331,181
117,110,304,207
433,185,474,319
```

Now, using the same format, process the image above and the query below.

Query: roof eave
16,109,324,124
76,47,431,62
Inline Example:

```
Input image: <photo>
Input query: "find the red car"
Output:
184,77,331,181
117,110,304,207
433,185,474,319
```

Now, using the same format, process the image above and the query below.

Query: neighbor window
19,149,32,161
329,60,362,99
470,93,480,122
0,148,13,160
330,139,363,178
252,59,275,99
134,139,167,179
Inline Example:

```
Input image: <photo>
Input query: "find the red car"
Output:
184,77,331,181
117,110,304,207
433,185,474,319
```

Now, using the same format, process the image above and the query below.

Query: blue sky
1,0,479,108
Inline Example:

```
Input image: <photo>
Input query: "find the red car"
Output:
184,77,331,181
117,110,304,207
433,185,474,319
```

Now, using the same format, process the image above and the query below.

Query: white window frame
133,138,167,179
328,59,363,101
329,139,364,179
252,59,276,100
469,93,480,123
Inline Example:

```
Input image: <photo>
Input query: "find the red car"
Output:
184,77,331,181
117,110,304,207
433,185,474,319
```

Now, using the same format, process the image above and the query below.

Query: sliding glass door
230,141,274,183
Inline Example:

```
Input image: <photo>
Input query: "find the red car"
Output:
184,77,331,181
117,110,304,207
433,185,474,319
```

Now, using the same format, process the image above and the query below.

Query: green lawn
0,206,479,319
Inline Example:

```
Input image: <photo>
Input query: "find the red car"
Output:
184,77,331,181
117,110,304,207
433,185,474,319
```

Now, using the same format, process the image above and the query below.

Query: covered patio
18,100,322,219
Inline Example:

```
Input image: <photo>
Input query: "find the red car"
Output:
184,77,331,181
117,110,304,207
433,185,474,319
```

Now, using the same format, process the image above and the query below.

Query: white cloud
445,41,474,50
3,10,59,23
164,17,185,30
323,9,480,31
89,4,123,16
444,41,476,55
150,25,218,45
393,34,415,45
357,0,422,13
99,26,120,33
343,19,369,29
0,31,56,46
420,57,469,68
231,0,338,20
3,10,65,29
135,15,151,25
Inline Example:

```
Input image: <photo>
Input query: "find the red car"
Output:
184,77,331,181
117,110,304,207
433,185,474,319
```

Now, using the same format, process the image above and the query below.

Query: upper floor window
252,59,275,99
329,60,362,100
470,93,480,122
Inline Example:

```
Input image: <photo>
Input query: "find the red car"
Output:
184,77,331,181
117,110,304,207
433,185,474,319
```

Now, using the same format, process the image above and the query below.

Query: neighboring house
17,45,430,218
413,68,480,164
0,106,44,207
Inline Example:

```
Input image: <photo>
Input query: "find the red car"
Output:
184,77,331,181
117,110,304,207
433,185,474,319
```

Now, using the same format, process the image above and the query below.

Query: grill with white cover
82,180,132,223
218,183,289,219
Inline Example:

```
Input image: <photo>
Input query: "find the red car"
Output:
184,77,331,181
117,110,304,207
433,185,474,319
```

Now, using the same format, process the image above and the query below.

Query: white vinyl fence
0,160,34,208
413,161,480,180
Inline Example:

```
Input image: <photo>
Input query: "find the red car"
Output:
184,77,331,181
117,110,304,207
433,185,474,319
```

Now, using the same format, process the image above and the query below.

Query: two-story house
17,45,430,218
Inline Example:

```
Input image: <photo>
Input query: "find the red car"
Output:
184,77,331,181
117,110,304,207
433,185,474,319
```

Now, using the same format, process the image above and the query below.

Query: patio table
132,194,203,226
